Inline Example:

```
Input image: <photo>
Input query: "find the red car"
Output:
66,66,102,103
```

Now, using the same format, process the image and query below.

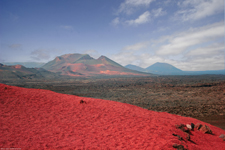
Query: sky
0,0,224,71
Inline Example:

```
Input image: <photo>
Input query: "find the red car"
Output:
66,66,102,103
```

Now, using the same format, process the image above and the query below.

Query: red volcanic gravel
0,83,225,149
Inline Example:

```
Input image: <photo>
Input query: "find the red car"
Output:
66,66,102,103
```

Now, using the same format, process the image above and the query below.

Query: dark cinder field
1,75,225,130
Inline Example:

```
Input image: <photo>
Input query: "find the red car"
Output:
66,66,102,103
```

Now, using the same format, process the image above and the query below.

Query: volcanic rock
195,123,203,130
186,124,192,130
199,125,212,134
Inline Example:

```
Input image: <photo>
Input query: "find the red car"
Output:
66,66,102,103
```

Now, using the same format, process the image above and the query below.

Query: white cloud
156,21,224,55
164,0,172,5
111,49,224,71
137,54,165,68
111,51,139,66
186,42,224,56
111,51,177,69
111,21,224,71
113,50,224,71
113,1,165,26
31,49,50,61
123,41,149,51
160,56,224,71
83,50,100,59
154,26,169,33
184,55,224,71
126,11,151,26
111,41,150,66
117,0,154,15
177,0,224,21
111,43,165,68
111,17,120,26
152,8,166,17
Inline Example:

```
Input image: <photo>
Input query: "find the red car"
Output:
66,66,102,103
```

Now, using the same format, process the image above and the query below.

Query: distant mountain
42,53,150,77
0,63,59,80
125,63,225,75
3,62,45,68
125,63,184,75
145,62,184,75
125,64,146,72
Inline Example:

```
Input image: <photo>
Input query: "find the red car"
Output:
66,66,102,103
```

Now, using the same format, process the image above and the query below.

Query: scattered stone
172,134,184,141
186,124,192,130
175,124,186,129
185,133,190,141
80,100,87,104
175,124,190,133
172,133,177,136
219,134,224,138
191,123,195,130
172,144,186,150
172,144,179,148
183,127,190,133
195,123,202,130
175,124,186,131
199,125,212,134
177,135,183,141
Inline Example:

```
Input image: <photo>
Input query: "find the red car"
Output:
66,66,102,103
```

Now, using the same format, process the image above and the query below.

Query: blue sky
0,0,224,71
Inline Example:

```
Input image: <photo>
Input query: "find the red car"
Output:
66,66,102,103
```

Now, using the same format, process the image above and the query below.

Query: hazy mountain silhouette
2,62,45,68
145,62,183,75
125,62,225,75
125,64,146,72
0,63,59,79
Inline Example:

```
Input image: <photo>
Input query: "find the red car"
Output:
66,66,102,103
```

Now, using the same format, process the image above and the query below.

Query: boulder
195,123,202,130
186,124,192,130
199,125,212,134
191,123,195,129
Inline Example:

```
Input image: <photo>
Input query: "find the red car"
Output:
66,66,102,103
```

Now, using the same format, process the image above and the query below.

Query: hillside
42,53,149,77
125,64,146,72
3,62,45,68
1,84,225,149
0,63,59,80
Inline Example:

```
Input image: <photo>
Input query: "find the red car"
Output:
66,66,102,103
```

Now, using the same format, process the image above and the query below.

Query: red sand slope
0,84,224,149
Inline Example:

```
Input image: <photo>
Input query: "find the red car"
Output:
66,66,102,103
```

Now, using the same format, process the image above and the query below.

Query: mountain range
125,63,225,75
0,63,59,80
42,53,148,77
0,54,149,80
1,53,224,79
3,62,45,68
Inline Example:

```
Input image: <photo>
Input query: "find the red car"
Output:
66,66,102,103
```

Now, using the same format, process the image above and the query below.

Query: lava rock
219,134,224,138
191,123,195,129
195,123,202,130
199,125,212,134
172,144,186,150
